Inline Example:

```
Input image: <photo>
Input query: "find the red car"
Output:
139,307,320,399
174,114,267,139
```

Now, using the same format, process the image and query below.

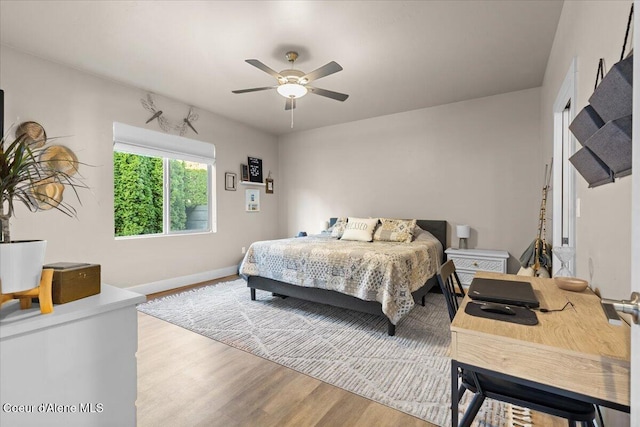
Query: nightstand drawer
451,257,504,273
444,248,510,288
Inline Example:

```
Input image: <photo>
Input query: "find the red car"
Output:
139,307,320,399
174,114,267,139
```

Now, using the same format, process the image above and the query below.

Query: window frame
113,122,216,239
552,59,577,275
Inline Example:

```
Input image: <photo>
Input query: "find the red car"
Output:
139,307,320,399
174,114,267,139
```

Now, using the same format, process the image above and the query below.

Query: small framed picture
245,189,260,212
225,172,237,191
241,164,249,182
265,178,274,194
248,156,263,183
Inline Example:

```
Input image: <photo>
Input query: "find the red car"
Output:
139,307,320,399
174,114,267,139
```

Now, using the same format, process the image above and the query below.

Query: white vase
0,240,47,294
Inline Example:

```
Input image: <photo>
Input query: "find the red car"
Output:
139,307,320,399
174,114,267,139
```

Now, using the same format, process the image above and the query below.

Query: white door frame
552,58,577,275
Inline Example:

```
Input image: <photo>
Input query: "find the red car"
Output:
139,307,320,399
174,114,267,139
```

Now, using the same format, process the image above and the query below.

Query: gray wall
1,46,279,288
540,1,632,300
539,3,632,425
278,88,543,273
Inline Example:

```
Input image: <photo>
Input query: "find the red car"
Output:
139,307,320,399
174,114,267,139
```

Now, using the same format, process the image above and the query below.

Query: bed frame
247,219,448,336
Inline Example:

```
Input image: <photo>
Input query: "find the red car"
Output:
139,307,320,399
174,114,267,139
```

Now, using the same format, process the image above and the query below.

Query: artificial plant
0,126,86,243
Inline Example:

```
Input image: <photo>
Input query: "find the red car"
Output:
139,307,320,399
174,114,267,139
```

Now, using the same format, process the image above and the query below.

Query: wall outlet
241,247,246,254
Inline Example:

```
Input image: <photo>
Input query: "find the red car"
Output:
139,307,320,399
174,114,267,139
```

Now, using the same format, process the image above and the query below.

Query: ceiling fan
232,51,349,111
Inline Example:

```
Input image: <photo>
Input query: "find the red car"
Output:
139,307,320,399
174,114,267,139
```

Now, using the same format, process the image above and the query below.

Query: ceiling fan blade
300,61,343,83
307,86,349,102
232,86,276,94
245,59,284,80
285,98,296,110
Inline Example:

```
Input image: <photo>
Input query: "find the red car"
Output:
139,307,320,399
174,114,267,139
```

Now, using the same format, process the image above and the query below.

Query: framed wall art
245,189,260,212
225,172,237,191
247,156,263,183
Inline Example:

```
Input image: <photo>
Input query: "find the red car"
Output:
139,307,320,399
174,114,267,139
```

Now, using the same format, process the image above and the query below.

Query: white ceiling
0,1,563,136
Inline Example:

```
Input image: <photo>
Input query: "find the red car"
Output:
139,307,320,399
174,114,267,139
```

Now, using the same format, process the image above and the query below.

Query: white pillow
340,217,379,242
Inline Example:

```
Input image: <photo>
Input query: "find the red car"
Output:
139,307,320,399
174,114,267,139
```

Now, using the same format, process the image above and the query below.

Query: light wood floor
135,277,565,427
136,314,432,427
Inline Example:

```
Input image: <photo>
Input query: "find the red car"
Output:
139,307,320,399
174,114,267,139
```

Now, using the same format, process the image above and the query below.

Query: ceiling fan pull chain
291,97,294,128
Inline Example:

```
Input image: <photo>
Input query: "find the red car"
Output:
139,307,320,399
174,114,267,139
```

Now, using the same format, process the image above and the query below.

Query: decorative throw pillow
373,218,417,243
340,217,379,242
330,217,348,238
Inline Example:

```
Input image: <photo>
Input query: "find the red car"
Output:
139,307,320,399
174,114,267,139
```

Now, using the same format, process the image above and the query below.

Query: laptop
468,277,540,308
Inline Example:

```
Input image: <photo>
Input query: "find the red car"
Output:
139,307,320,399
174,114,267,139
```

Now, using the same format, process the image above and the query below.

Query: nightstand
444,248,509,288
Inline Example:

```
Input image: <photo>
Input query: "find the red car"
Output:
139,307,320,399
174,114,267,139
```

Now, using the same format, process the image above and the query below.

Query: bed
239,219,447,335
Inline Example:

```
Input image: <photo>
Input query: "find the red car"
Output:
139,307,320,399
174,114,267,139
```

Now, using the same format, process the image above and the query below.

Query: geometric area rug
137,279,507,426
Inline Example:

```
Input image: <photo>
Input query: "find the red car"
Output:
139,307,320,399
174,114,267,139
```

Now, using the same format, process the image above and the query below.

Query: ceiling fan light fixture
277,83,308,99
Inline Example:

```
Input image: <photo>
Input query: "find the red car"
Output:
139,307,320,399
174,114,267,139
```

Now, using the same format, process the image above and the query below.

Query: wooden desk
450,272,630,425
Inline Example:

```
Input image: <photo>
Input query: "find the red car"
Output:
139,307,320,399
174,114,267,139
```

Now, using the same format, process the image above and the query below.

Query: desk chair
437,260,598,427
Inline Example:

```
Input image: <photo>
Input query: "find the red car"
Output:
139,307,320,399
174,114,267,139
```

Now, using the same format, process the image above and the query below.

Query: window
113,122,216,238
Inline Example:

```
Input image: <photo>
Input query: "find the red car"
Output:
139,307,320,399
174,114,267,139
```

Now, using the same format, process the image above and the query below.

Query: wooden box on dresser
445,248,509,289
0,285,145,427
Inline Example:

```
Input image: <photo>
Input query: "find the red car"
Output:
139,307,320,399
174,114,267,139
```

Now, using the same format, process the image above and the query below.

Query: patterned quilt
239,231,442,324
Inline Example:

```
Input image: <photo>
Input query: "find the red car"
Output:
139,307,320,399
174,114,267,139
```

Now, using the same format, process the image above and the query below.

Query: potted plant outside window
0,122,87,294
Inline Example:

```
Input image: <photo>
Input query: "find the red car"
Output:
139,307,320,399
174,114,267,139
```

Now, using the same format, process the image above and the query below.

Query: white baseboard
126,265,239,295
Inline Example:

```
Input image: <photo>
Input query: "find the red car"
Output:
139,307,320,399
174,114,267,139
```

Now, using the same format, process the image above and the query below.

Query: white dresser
445,248,509,288
0,285,145,427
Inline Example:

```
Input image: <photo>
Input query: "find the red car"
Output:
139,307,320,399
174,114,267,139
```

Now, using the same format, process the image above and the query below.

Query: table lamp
456,225,470,249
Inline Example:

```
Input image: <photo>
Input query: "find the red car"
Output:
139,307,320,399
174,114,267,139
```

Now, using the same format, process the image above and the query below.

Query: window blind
113,122,216,164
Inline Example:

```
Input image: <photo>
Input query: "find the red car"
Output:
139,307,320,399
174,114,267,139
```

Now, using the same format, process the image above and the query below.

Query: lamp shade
277,83,308,98
456,225,470,239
